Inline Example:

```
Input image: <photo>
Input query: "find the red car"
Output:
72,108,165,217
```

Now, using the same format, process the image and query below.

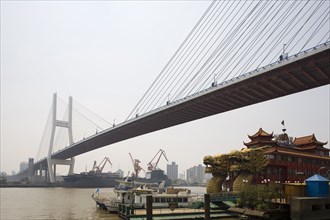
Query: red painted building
244,128,330,184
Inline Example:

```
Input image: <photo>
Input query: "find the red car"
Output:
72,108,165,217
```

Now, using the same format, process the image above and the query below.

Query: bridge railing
135,41,330,119
44,41,329,162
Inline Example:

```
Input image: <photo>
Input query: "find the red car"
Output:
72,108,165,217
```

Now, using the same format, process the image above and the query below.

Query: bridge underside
35,47,329,167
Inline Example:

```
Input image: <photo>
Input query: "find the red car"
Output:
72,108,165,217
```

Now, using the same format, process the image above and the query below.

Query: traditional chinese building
244,128,330,184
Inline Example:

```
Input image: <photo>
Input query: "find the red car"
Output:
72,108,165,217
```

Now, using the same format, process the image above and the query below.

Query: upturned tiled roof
293,134,328,146
248,128,273,139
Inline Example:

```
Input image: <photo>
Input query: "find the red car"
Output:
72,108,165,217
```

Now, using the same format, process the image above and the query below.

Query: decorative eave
316,140,328,145
264,146,330,159
292,146,330,151
248,128,274,139
262,146,277,154
293,134,328,146
292,146,317,151
276,149,330,160
244,140,276,146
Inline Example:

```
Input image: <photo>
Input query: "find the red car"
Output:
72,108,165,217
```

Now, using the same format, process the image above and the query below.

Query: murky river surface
0,187,207,220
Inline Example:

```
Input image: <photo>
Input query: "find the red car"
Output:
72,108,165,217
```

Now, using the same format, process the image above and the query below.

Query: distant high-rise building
116,169,124,178
20,161,28,172
186,164,205,183
167,162,178,180
28,158,34,178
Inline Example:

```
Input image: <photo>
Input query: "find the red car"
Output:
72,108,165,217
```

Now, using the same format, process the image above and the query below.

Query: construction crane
92,157,112,173
129,153,145,178
147,149,168,171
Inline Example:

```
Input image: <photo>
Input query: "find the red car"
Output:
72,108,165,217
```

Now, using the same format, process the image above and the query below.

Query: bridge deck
34,43,329,168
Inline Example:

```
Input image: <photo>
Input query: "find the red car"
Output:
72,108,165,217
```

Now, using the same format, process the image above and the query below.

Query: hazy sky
1,1,329,177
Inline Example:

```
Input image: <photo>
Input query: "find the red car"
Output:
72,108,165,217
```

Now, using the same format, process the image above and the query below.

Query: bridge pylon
47,93,75,183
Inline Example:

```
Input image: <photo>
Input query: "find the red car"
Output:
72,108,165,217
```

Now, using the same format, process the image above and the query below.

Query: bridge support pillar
47,93,75,183
39,164,42,177
45,168,48,183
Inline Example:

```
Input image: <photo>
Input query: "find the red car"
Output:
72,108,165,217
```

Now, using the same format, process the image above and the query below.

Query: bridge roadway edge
34,46,329,169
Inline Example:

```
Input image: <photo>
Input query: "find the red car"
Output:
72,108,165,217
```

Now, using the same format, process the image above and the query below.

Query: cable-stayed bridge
13,0,330,182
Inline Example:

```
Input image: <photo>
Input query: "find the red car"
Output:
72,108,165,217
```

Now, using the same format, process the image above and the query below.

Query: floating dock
119,207,238,220
117,194,238,220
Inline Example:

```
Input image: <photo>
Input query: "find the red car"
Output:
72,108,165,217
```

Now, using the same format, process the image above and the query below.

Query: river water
0,187,207,220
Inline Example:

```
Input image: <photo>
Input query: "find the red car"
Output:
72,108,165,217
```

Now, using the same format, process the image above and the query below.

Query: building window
298,157,302,163
287,156,292,162
267,154,275,160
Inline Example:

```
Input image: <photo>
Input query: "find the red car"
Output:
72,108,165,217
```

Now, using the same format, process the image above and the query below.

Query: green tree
238,184,276,211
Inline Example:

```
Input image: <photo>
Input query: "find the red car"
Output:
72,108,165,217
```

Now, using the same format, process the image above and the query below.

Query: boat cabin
134,188,193,209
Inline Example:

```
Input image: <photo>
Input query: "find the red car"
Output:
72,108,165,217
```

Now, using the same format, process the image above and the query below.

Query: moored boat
93,180,199,213
132,187,195,210
62,157,121,188
62,171,121,188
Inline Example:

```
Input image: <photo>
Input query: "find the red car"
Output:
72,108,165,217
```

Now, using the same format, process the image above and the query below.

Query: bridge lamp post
166,94,171,105
212,74,217,87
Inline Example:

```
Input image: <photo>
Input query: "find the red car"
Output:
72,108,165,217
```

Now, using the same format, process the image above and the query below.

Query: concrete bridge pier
47,93,75,183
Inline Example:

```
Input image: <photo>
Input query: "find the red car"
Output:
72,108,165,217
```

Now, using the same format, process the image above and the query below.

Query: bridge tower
47,93,75,183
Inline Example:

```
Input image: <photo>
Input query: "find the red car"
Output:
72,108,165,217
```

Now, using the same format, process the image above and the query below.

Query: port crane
129,153,145,178
92,157,112,173
147,149,168,171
